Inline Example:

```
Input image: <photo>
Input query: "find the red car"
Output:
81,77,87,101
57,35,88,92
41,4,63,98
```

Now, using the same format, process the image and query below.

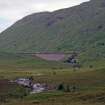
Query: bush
57,84,65,91
8,85,29,99
65,85,71,92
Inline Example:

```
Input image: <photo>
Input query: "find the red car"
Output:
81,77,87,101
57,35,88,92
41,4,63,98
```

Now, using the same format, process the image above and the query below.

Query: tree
72,85,76,92
57,83,65,91
65,85,71,92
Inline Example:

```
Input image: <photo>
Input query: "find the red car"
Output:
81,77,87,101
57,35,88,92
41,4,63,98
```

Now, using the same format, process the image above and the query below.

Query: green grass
25,91,64,101
0,0,105,64
0,54,105,105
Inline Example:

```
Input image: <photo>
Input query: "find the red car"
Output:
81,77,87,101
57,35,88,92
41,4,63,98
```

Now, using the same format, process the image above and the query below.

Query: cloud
0,0,90,32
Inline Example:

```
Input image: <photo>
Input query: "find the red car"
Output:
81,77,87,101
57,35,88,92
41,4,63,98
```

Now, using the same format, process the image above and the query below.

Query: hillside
0,0,105,63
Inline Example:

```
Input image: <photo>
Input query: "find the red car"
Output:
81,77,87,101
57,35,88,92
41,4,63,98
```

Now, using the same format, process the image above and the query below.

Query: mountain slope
0,0,105,61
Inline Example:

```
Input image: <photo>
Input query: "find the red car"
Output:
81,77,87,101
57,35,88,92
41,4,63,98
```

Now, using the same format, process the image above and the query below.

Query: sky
0,0,90,33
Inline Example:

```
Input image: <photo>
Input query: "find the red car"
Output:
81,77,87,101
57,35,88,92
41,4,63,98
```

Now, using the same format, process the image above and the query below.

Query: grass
0,54,105,105
4,91,105,105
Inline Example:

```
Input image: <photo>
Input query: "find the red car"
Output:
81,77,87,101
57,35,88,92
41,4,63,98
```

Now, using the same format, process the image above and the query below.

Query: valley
0,0,105,105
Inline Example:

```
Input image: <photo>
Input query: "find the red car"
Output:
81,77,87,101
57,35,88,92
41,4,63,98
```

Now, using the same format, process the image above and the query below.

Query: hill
0,0,105,65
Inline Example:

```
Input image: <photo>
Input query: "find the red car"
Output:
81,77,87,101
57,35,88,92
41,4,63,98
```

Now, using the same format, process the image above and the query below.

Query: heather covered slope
0,0,105,61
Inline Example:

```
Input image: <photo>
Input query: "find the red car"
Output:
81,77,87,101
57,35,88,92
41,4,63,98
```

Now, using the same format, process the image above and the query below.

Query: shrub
65,85,71,92
57,84,65,91
8,85,29,99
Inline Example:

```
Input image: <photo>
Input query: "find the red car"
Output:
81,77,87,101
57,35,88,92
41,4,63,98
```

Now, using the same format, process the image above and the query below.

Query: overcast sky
0,0,90,33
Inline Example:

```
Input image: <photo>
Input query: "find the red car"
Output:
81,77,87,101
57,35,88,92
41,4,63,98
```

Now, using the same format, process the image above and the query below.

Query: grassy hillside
0,52,72,71
0,0,105,59
0,0,105,67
